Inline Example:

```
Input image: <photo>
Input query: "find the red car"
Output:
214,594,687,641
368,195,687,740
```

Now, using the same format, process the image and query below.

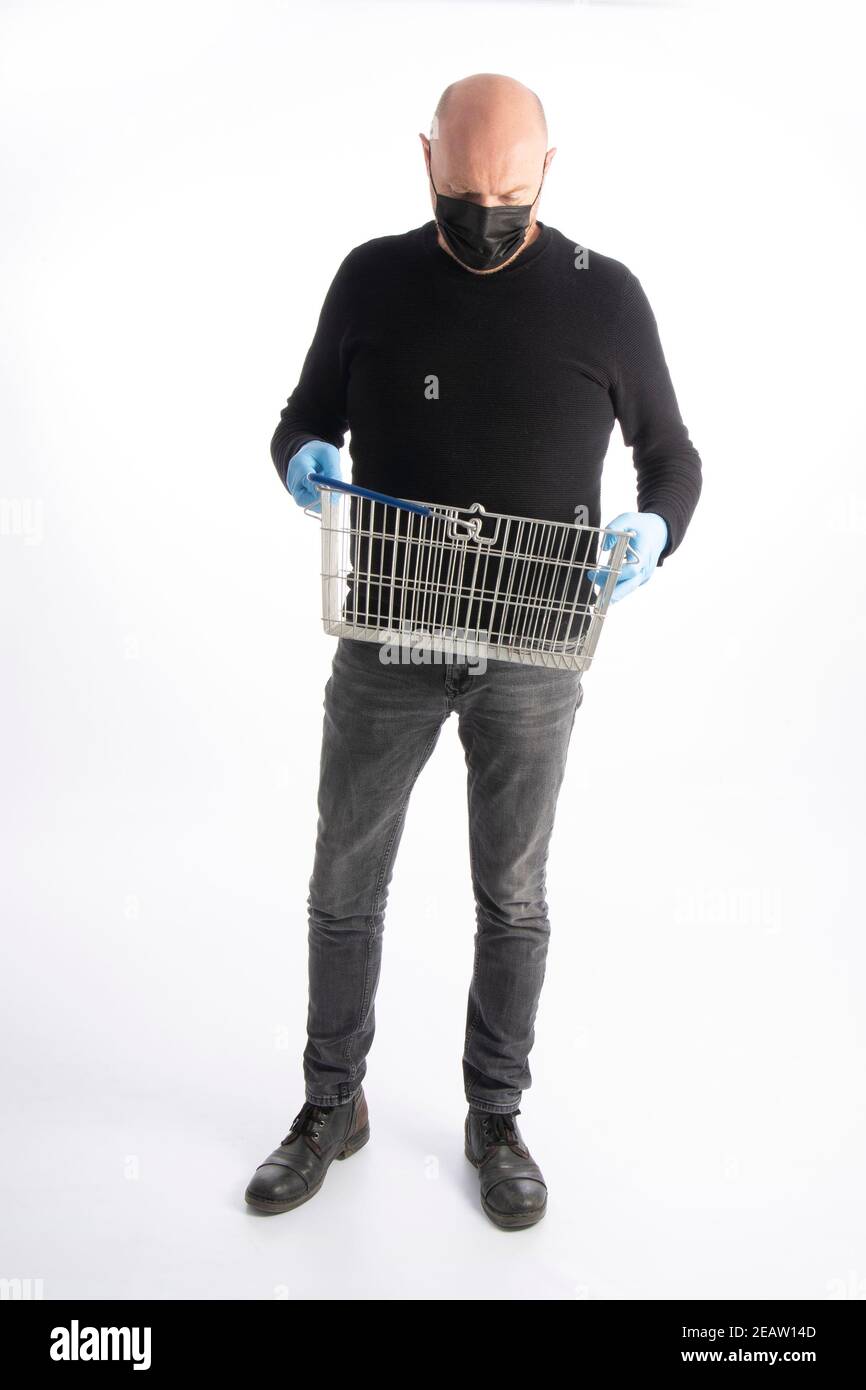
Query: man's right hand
286,440,342,510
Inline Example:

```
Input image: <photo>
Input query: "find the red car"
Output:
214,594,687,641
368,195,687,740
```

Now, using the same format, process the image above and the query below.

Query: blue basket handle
307,473,432,518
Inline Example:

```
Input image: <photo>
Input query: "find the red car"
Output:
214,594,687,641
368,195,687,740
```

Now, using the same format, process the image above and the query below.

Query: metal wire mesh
313,486,633,672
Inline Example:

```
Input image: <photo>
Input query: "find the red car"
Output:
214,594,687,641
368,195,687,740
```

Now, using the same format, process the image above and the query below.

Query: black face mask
428,166,545,272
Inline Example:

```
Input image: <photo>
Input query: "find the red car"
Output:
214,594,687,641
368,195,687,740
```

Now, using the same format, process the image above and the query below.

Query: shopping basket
305,476,636,672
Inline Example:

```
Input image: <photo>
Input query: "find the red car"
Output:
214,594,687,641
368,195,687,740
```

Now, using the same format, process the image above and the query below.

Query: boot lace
282,1102,333,1148
481,1109,525,1154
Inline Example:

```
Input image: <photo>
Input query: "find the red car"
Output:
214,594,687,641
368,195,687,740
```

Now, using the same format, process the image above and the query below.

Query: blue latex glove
588,511,669,604
285,440,341,511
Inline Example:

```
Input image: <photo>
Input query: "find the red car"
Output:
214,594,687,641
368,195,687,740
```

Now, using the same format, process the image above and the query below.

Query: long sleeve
269,252,356,488
611,271,702,564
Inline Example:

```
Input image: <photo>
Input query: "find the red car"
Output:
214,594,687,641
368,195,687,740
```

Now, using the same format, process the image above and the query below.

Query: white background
2,0,865,1301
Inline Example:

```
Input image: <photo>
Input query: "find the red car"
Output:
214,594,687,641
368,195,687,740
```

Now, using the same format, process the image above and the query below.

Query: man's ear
419,133,432,178
544,147,557,175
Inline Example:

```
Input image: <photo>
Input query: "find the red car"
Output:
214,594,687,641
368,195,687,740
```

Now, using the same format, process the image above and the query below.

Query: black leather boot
245,1089,369,1214
465,1108,547,1230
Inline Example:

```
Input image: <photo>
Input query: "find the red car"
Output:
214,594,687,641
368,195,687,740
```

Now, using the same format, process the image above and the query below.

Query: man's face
422,132,548,223
419,123,553,274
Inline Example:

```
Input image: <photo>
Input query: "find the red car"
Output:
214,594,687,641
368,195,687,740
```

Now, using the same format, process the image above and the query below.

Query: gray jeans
304,636,583,1114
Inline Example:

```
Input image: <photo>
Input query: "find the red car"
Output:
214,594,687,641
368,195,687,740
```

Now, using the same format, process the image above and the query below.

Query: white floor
3,654,865,1300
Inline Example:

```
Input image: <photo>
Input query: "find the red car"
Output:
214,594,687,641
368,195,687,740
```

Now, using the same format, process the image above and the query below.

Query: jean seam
460,724,482,1064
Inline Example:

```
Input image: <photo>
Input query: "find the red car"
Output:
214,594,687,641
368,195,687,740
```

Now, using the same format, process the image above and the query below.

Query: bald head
433,73,547,144
420,73,554,272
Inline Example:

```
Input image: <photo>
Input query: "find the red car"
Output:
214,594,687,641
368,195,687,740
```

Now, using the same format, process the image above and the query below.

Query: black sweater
271,220,701,565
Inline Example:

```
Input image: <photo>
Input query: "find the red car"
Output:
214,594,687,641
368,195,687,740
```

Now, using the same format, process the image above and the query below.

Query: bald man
246,74,702,1230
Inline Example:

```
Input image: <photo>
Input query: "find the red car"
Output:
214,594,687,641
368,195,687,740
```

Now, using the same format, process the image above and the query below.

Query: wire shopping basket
305,476,636,672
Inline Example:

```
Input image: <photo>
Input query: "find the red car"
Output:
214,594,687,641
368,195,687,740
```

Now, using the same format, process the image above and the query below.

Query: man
245,74,701,1229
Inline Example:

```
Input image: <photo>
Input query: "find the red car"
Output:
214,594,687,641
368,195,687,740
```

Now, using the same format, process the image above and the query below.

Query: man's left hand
588,511,669,604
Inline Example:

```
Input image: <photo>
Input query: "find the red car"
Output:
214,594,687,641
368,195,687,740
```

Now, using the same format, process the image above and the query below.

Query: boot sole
245,1124,370,1214
464,1146,547,1230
